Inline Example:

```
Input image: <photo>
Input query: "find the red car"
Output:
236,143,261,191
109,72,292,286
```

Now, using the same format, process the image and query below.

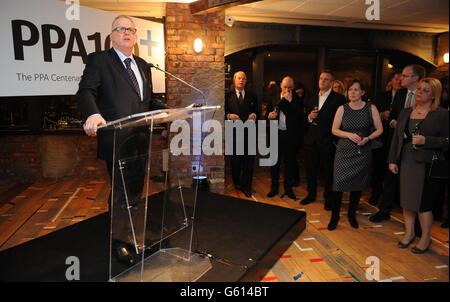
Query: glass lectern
99,105,220,282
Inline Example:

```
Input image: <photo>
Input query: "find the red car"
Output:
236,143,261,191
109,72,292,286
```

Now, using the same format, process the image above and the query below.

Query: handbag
368,104,383,149
428,151,449,180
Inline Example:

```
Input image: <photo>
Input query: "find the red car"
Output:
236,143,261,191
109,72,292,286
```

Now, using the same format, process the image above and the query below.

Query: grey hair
111,15,135,31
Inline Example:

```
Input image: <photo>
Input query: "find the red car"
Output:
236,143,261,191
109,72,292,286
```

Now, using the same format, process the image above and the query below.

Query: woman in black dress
328,80,383,230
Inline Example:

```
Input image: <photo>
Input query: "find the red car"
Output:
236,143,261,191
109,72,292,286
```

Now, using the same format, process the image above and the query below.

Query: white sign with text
0,0,165,97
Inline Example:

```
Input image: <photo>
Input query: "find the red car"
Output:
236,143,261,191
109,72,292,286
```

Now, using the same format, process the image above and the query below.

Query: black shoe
369,210,390,222
241,188,252,198
441,219,449,228
411,240,431,254
300,194,316,205
267,190,278,198
283,191,297,200
398,236,415,249
328,215,339,231
348,216,359,229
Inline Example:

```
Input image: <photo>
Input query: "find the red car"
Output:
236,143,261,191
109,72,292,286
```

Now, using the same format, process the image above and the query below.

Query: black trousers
377,170,399,213
370,147,387,199
231,154,255,190
270,130,299,192
305,142,335,201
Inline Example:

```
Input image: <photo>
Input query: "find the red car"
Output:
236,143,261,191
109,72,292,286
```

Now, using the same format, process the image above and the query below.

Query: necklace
416,109,428,114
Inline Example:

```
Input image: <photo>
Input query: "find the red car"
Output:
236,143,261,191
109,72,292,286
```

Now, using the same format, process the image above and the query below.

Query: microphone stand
148,63,207,106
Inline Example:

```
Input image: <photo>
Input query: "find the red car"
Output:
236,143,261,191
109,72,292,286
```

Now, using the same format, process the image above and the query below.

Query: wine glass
355,131,363,155
412,123,420,150
311,106,319,126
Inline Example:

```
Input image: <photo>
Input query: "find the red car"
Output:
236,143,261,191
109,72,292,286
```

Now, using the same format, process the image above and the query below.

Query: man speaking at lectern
76,15,166,264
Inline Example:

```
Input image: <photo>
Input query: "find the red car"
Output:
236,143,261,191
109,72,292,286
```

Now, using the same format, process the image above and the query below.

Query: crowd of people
225,66,448,254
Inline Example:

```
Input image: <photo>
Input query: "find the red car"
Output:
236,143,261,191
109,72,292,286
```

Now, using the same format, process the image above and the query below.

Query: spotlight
225,16,235,27
192,175,209,191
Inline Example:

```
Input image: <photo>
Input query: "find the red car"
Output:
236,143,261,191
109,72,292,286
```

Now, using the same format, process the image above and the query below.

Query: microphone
148,63,207,106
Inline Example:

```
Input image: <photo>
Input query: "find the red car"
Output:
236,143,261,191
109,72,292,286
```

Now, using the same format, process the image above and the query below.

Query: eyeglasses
113,27,137,34
401,74,415,78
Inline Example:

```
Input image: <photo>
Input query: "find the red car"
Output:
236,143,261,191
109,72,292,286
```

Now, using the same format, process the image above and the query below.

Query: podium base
110,248,212,282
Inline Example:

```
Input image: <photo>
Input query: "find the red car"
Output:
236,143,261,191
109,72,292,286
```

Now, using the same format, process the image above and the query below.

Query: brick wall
0,134,167,184
165,3,225,193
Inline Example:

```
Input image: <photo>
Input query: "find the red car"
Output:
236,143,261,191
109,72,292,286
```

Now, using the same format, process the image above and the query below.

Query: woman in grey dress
388,78,449,253
328,80,383,230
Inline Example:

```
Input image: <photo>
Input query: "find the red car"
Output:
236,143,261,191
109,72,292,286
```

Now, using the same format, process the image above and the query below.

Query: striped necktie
124,58,141,100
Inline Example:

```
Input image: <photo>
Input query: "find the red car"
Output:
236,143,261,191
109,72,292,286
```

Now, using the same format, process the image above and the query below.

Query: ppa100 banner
0,0,165,97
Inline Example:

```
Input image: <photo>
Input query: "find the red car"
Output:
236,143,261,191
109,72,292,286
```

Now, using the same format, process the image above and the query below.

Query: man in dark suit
369,71,402,205
301,70,346,209
266,76,304,200
225,71,259,198
76,15,166,264
370,64,425,223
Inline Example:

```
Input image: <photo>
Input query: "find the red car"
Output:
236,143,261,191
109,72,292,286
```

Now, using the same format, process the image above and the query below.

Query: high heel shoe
397,236,415,249
411,240,431,254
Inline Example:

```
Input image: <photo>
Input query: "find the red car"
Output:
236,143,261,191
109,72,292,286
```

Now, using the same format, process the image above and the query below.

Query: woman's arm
359,104,384,146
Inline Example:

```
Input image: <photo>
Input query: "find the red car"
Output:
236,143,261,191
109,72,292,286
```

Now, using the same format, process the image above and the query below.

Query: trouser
231,154,255,190
305,143,335,201
270,130,299,192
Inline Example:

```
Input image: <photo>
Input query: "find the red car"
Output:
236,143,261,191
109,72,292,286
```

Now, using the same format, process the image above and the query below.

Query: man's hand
268,111,278,120
83,114,106,136
391,120,398,128
389,163,399,174
309,110,319,120
282,90,293,102
248,113,257,120
228,113,240,121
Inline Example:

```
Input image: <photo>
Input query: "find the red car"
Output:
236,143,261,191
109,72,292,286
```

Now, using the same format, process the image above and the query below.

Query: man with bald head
266,76,304,200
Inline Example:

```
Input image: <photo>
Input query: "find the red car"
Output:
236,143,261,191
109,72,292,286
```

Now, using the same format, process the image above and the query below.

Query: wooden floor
0,172,448,282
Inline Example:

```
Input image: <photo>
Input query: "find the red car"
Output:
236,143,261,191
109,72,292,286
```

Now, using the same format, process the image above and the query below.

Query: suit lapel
108,48,141,98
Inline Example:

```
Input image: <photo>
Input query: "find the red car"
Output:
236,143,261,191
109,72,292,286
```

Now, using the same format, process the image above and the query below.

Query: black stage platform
0,189,306,282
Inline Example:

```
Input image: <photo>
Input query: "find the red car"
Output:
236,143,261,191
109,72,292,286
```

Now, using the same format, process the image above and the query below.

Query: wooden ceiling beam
189,0,261,15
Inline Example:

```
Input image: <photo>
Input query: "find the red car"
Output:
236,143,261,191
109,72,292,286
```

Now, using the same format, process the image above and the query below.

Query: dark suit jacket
266,93,304,142
304,90,346,147
225,90,259,155
388,88,408,126
388,107,449,164
225,90,259,122
76,48,166,162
